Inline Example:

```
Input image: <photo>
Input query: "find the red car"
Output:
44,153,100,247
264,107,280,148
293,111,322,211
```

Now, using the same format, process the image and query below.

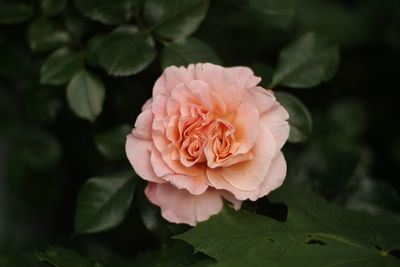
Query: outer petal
133,109,153,139
145,183,238,226
244,87,276,114
194,63,242,112
233,102,260,154
226,66,262,89
221,123,276,191
260,102,290,152
163,173,209,195
125,134,165,183
153,65,195,97
251,151,287,200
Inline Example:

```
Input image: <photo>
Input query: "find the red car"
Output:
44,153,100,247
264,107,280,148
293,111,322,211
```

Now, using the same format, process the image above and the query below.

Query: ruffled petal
126,134,165,183
226,66,261,89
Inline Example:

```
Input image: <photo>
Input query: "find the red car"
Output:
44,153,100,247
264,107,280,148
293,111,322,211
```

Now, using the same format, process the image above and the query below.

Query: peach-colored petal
226,66,261,89
194,63,242,112
207,168,260,200
244,87,276,114
163,173,209,195
152,118,170,153
153,65,195,97
141,98,153,111
152,94,168,118
221,123,276,191
125,134,164,183
145,182,238,226
162,152,205,176
233,102,260,154
251,151,287,200
150,146,174,177
260,102,290,151
133,109,153,139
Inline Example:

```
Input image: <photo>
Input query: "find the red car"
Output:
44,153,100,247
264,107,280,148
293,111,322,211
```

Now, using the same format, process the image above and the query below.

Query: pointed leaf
66,70,105,122
75,172,138,234
97,27,156,76
40,48,84,85
143,0,209,41
161,37,221,69
95,124,131,160
272,32,340,88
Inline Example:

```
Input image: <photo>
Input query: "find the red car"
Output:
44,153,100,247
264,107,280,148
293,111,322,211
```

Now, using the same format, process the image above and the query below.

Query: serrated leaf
97,28,156,76
248,0,294,16
275,91,312,143
74,0,139,25
95,124,131,160
66,70,105,122
143,0,209,41
27,19,72,53
35,246,94,267
161,37,221,69
74,172,138,234
0,2,33,24
40,48,84,86
272,32,340,88
176,186,400,267
41,0,68,17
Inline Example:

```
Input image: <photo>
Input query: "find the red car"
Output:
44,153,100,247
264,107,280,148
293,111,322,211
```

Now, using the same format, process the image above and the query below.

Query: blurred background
0,0,399,265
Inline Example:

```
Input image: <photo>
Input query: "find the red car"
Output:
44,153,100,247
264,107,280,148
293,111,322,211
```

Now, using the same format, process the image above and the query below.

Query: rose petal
163,173,209,195
150,145,174,177
250,151,287,200
153,65,195,97
260,102,290,151
226,66,262,89
233,102,260,154
221,123,276,191
133,109,153,139
126,134,165,183
244,87,276,114
145,182,228,226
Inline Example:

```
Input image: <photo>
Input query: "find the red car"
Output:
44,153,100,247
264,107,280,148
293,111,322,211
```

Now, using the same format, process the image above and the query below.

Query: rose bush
126,63,290,226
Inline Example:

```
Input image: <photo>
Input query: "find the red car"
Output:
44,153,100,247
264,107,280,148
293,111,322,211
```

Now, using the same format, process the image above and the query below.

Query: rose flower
126,63,289,226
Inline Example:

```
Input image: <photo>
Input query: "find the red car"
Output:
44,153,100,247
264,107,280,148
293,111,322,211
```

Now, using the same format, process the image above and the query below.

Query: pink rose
126,63,289,226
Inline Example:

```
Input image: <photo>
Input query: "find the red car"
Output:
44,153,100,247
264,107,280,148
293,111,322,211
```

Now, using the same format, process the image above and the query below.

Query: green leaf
161,37,221,69
66,70,105,122
41,0,68,17
248,0,294,16
0,2,33,24
27,19,72,53
35,246,95,267
74,172,138,234
95,124,131,160
272,32,340,88
143,0,210,41
86,35,106,67
97,27,156,76
176,186,400,267
74,0,139,25
40,48,84,86
275,91,312,143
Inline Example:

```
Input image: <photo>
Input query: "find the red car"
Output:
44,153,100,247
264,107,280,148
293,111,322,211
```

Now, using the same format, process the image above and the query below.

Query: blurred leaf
35,246,96,267
40,48,84,86
86,35,106,67
251,62,273,88
74,0,139,25
66,70,105,122
97,27,156,76
177,186,400,266
74,172,138,234
346,177,400,218
95,124,131,160
248,0,294,16
161,37,221,69
0,2,33,24
27,19,72,53
41,0,68,17
272,32,340,88
64,9,91,38
22,88,63,123
143,0,210,41
275,91,312,143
